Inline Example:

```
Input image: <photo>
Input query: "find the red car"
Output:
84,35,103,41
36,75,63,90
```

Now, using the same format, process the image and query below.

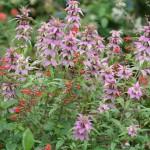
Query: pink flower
134,22,150,63
15,7,32,44
36,18,64,67
5,48,20,72
73,114,92,141
97,104,110,113
61,33,79,67
117,65,132,79
128,82,142,100
2,83,16,100
127,125,139,137
108,30,122,53
104,82,119,100
65,0,83,30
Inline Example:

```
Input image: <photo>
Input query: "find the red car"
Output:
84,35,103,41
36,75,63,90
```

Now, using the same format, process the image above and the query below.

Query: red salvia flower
21,89,33,95
139,75,149,86
80,70,85,75
34,91,43,97
124,36,132,42
15,107,21,113
0,71,5,76
113,46,121,53
76,84,81,90
0,65,10,70
44,144,51,150
45,70,51,77
10,8,19,16
9,114,17,121
19,100,26,107
0,12,7,22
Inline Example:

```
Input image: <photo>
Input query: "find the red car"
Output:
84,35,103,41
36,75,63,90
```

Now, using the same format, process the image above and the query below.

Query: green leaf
101,18,108,28
22,128,34,150
0,100,17,109
56,140,64,150
6,143,17,150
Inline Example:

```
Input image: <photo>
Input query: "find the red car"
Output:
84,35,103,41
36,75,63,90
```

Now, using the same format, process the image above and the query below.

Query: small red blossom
34,91,43,97
19,100,26,107
139,75,149,86
21,89,33,95
124,36,132,42
0,12,7,22
80,70,85,75
76,84,81,90
9,114,18,121
113,46,121,53
71,26,79,36
14,107,21,113
44,144,51,150
0,65,10,70
45,70,51,77
0,71,5,76
10,8,19,16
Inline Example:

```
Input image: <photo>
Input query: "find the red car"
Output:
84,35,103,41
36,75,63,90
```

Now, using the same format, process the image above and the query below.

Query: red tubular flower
44,144,51,150
71,26,79,36
113,46,121,53
21,89,33,95
0,12,7,22
45,70,51,77
19,100,26,107
15,107,21,113
76,84,81,90
34,91,43,97
0,71,5,76
139,75,149,86
9,114,17,121
124,36,132,42
10,8,19,16
0,65,10,70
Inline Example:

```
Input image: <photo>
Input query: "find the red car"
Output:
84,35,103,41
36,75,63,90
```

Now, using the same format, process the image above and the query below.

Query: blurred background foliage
0,0,149,56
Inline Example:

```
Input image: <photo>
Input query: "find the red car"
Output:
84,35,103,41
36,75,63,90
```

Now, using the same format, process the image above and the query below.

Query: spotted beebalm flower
5,48,20,71
36,18,64,67
80,25,105,54
100,67,115,84
104,82,119,100
15,7,32,44
15,55,32,77
108,30,122,53
61,33,79,67
65,0,83,30
127,125,139,137
97,104,110,113
73,114,92,141
80,25,105,77
128,82,142,100
135,22,150,63
117,65,132,79
1,83,16,100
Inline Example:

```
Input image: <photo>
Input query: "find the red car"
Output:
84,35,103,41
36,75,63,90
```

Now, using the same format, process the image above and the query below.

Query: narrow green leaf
22,128,34,150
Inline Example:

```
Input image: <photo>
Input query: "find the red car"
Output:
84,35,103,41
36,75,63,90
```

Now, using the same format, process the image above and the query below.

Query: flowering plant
0,0,150,149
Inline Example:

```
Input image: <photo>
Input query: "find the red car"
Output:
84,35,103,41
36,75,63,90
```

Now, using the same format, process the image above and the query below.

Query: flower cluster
108,30,122,53
127,125,139,137
73,114,92,141
65,0,83,31
128,82,142,100
135,22,150,63
5,48,19,71
1,83,16,100
81,25,105,77
36,18,64,67
15,7,32,45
